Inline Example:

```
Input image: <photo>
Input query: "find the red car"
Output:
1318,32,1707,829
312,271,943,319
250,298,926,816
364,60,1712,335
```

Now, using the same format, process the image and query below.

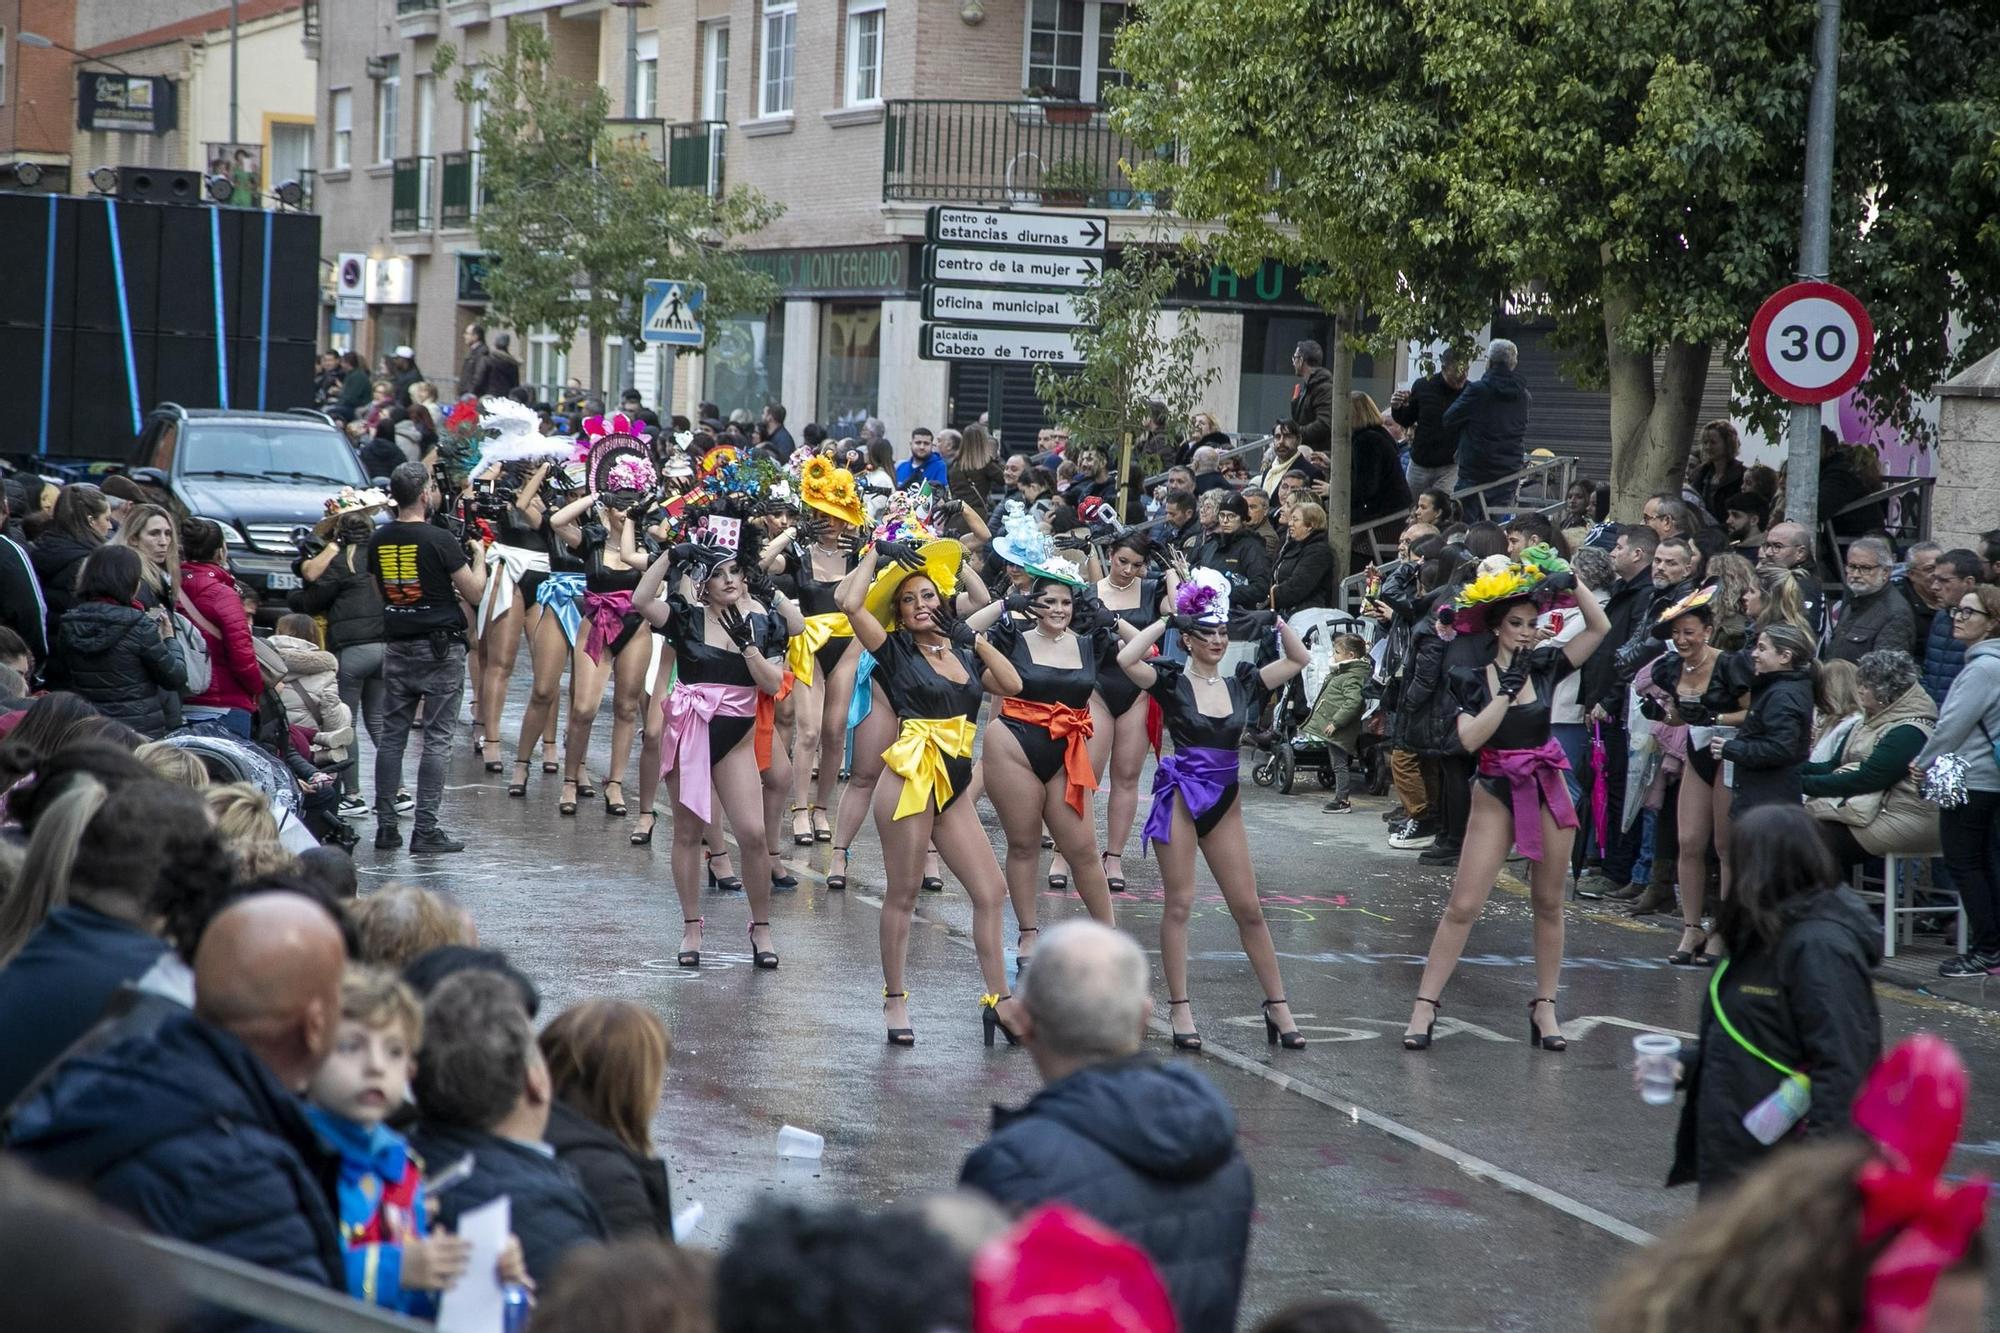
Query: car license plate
266,572,303,591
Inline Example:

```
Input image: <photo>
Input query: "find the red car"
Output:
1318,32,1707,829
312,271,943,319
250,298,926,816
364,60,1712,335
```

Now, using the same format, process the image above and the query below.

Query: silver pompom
1923,754,1971,809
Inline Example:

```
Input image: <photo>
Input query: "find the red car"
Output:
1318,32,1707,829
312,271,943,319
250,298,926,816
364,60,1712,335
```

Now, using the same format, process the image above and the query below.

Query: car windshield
180,424,364,485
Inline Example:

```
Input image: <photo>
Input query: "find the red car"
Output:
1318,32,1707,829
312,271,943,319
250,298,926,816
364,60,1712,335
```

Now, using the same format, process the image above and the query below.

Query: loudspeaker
157,204,234,336
0,192,59,328
69,196,162,334
232,210,321,344
117,166,204,205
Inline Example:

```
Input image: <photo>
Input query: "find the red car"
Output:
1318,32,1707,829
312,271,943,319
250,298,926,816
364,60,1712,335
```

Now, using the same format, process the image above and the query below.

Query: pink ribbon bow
658,682,758,823
1475,737,1578,863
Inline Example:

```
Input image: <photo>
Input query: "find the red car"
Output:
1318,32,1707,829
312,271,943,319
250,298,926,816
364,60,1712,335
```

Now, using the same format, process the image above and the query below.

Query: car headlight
194,517,247,546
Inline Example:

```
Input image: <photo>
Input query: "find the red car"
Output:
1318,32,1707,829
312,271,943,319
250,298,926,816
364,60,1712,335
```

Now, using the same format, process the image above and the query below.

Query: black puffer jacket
29,530,98,640
1270,535,1333,613
1390,370,1466,468
1582,568,1653,716
1720,666,1814,814
960,1059,1252,1333
48,600,186,737
543,1098,673,1242
1670,888,1882,1194
410,1121,607,1286
286,547,385,651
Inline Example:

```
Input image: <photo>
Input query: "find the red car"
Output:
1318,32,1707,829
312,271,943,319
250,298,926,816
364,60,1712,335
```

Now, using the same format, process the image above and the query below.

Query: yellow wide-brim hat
864,539,963,630
799,455,866,527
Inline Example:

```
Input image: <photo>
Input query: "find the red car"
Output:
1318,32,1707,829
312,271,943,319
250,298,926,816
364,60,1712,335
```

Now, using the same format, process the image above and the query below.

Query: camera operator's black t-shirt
369,520,469,640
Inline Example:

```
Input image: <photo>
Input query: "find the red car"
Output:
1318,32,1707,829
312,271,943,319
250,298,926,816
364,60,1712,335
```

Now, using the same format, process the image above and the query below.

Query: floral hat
1174,566,1231,627
1651,583,1717,637
1450,543,1572,631
863,539,963,631
311,486,392,539
989,500,1085,587
584,412,658,502
799,455,866,527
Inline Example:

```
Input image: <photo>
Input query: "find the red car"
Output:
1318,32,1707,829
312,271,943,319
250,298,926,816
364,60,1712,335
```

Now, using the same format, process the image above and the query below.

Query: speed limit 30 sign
1748,281,1874,405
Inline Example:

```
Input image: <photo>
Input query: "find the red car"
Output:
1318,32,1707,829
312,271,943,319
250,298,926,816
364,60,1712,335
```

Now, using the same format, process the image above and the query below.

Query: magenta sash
582,589,634,665
659,682,758,822
1477,738,1579,863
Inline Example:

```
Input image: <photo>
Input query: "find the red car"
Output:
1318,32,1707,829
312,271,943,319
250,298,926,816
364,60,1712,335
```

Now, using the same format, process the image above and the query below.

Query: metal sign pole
1783,0,1841,538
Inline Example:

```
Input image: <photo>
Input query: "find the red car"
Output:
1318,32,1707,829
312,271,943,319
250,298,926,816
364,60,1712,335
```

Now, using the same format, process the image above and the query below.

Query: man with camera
290,506,390,818
367,462,487,854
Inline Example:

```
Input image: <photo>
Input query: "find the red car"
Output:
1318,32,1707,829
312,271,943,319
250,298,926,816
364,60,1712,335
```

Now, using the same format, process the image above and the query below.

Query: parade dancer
968,512,1118,960
779,457,864,847
839,539,1025,1047
507,461,586,797
471,465,548,774
1403,548,1609,1053
634,543,785,972
1117,573,1310,1051
1093,533,1180,893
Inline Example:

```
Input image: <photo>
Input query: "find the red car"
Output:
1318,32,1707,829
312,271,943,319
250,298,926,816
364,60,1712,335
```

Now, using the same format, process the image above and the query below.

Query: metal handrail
1349,455,1579,564
134,1232,426,1332
1139,433,1273,489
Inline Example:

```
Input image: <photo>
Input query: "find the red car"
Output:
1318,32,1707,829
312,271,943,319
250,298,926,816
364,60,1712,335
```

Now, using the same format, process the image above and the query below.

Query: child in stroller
1252,609,1388,797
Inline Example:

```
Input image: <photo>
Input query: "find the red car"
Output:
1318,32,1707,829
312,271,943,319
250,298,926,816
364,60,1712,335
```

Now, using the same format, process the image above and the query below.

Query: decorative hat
683,543,739,584
1451,543,1572,631
584,412,657,502
799,455,866,526
863,538,964,631
1174,567,1231,627
989,501,1084,587
312,486,392,539
469,396,575,470
1651,583,1717,637
972,1205,1177,1333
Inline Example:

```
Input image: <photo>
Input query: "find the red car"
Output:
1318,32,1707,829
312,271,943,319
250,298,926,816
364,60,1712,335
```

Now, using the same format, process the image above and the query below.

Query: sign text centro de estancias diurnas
924,208,1108,254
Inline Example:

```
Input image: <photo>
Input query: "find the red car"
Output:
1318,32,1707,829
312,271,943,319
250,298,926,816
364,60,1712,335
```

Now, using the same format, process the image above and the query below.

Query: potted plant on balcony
1038,157,1096,208
1024,84,1094,125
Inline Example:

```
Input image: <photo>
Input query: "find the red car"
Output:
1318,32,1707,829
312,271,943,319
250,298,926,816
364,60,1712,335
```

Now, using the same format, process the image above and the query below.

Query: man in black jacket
960,922,1251,1332
1445,339,1532,518
458,324,491,399
475,332,522,398
410,971,606,1287
1391,348,1468,495
1576,526,1656,900
7,894,350,1329
1195,493,1271,613
1826,536,1914,663
1287,340,1336,455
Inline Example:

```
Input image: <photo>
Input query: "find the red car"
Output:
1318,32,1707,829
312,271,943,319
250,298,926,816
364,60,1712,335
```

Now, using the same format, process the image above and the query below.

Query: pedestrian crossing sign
641,279,705,347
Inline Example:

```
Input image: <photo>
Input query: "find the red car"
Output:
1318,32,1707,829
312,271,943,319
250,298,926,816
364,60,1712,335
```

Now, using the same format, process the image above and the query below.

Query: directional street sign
925,207,1107,254
923,285,1080,327
925,245,1100,290
641,278,705,347
920,324,1082,367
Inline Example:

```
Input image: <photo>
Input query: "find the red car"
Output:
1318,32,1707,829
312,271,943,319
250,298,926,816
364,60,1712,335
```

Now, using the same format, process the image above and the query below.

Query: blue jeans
211,708,253,739
1632,809,1658,886
1551,721,1588,807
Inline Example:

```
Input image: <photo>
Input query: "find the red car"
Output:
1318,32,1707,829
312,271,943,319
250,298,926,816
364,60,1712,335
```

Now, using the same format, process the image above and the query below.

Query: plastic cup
775,1124,825,1160
1633,1033,1682,1106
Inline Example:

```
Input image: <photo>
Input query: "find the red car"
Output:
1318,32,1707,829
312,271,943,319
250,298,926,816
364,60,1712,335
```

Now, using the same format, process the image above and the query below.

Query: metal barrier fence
134,1232,426,1332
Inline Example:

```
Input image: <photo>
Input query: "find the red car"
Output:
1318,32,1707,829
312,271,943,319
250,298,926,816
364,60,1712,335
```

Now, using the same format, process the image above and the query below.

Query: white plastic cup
1633,1033,1683,1106
775,1124,825,1160
671,1201,706,1243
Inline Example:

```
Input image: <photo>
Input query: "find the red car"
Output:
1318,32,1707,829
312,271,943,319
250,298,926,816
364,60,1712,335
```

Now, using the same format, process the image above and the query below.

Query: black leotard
792,543,856,674
875,629,983,812
1147,658,1270,835
990,618,1111,786
662,597,759,761
579,523,643,595
1448,644,1573,801
1645,647,1753,784
1096,576,1162,716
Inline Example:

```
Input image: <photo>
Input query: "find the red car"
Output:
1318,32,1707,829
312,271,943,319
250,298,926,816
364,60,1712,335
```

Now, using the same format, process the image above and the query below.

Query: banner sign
78,73,178,134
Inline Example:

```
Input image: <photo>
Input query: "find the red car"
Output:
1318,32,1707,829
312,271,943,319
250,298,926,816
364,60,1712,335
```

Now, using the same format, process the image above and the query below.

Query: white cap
393,344,415,359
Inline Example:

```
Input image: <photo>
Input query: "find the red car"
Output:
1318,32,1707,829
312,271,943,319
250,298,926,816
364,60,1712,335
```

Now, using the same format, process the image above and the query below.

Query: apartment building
0,1,79,190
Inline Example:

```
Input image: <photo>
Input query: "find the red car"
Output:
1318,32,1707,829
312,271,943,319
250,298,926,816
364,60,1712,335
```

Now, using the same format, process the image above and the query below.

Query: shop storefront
725,243,911,428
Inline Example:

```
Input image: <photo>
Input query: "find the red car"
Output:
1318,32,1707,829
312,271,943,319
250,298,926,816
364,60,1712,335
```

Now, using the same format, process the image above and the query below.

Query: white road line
838,867,1657,1247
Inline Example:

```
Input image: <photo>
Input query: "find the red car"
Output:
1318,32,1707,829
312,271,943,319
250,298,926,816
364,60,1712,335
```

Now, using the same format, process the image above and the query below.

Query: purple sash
1143,747,1239,849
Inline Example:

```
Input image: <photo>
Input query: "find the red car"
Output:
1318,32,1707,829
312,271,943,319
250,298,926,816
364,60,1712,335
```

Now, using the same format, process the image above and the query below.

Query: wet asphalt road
360,679,2000,1331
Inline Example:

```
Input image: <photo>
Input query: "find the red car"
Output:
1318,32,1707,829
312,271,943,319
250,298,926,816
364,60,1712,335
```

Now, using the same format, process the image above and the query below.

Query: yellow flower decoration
1461,566,1536,606
799,455,865,526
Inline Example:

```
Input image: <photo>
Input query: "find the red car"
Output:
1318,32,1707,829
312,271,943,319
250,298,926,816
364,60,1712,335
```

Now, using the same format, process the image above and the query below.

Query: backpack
169,591,215,697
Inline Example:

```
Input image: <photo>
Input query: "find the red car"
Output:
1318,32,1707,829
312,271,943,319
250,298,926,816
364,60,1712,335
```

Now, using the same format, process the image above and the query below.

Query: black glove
744,564,778,604
1541,569,1575,593
1052,532,1091,552
1676,698,1713,727
875,539,924,570
1069,593,1109,633
1237,609,1278,634
839,528,864,560
671,542,704,567
1003,592,1034,616
796,514,827,546
717,604,756,649
1638,695,1667,722
1497,666,1528,700
931,602,978,649
933,497,963,521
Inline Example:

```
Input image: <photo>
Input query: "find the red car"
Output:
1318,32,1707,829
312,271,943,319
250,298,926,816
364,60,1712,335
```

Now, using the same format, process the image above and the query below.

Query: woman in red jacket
178,518,263,737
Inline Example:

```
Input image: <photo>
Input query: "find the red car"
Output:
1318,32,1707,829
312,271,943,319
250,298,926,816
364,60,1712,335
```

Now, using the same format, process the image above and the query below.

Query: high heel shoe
982,993,1021,1047
706,851,743,893
1667,920,1708,967
790,805,814,846
677,917,703,968
602,781,627,818
1404,996,1441,1051
921,873,944,893
558,779,578,816
1014,926,1037,968
1169,997,1202,1051
1262,999,1306,1050
485,758,504,774
1528,997,1568,1052
826,847,849,892
507,761,530,798
1047,863,1069,892
541,744,560,774
770,863,799,891
748,922,779,970
883,989,914,1047
629,812,655,846
811,804,831,843
577,776,597,799
1102,851,1125,893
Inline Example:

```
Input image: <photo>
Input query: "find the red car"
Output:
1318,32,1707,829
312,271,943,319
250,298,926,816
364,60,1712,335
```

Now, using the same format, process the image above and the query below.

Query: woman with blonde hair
348,883,475,969
1704,551,1757,651
539,1000,676,1239
118,503,180,610
204,781,280,857
945,423,1002,527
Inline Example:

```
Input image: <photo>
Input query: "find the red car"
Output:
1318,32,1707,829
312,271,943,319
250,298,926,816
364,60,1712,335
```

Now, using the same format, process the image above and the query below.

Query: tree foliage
1032,245,1218,478
1113,0,2000,514
434,26,781,351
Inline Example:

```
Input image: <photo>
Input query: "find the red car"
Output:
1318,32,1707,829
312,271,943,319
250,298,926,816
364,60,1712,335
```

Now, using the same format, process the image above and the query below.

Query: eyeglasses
1949,607,1990,621
1844,561,1882,573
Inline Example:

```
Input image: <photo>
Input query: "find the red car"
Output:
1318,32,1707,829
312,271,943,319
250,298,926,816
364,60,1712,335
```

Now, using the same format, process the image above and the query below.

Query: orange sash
755,670,796,770
1000,697,1098,816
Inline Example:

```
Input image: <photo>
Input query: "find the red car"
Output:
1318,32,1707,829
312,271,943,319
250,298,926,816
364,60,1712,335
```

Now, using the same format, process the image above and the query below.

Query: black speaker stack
0,190,322,461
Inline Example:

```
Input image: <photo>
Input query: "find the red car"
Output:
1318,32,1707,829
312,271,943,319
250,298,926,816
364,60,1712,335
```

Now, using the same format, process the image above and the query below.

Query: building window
330,88,352,169
635,32,659,120
271,122,314,191
819,302,882,437
0,27,8,108
527,328,569,398
702,23,730,122
707,308,783,423
373,56,400,164
1025,0,1127,103
845,2,884,106
760,0,795,117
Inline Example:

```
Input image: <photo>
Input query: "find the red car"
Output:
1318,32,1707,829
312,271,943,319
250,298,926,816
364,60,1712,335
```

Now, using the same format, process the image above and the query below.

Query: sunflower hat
799,455,866,527
1451,544,1572,632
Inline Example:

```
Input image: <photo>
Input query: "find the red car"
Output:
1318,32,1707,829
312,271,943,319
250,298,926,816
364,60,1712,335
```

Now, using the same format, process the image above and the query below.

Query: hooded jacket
48,600,187,737
181,561,262,713
1721,666,1815,813
1914,639,2000,793
1305,656,1371,751
29,529,98,640
265,634,355,764
1918,610,1969,706
288,546,387,652
1390,370,1466,468
409,1120,607,1287
960,1058,1252,1333
0,904,170,1110
1670,888,1882,1193
5,1010,348,1323
1444,366,1532,487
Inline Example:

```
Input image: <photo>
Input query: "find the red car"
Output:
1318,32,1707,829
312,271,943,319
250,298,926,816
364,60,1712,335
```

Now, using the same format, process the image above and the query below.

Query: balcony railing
396,0,439,11
882,99,1166,209
440,150,482,228
391,155,434,232
668,121,726,196
297,167,316,212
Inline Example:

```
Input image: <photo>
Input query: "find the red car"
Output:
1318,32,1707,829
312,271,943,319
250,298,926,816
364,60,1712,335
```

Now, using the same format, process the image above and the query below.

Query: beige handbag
1804,764,1887,829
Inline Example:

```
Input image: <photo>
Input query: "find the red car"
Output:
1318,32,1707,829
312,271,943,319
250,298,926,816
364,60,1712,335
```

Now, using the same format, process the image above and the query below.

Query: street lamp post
19,31,137,77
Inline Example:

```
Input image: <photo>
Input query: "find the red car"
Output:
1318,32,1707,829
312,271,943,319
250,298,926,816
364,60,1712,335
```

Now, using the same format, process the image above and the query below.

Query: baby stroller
1251,608,1391,796
163,725,358,852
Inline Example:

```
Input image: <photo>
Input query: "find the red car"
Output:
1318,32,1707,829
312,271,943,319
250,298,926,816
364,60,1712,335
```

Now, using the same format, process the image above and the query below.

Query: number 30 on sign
1747,281,1874,405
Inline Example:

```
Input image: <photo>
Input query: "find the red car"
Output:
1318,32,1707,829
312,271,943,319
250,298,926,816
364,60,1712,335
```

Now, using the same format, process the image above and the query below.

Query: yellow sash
884,715,978,819
785,612,853,686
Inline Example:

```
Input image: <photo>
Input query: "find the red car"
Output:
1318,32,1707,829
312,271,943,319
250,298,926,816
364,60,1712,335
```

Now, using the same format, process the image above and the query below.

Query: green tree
435,27,781,366
1115,0,2000,519
1032,244,1218,490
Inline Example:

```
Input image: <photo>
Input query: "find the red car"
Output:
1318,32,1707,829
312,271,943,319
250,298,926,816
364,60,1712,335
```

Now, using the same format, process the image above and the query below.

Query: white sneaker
338,794,367,816
393,790,416,814
1387,818,1437,850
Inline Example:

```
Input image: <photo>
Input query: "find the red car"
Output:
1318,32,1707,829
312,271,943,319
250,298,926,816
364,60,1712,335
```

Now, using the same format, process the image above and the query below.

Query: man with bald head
8,893,350,1319
1758,520,1826,632
960,922,1253,1331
